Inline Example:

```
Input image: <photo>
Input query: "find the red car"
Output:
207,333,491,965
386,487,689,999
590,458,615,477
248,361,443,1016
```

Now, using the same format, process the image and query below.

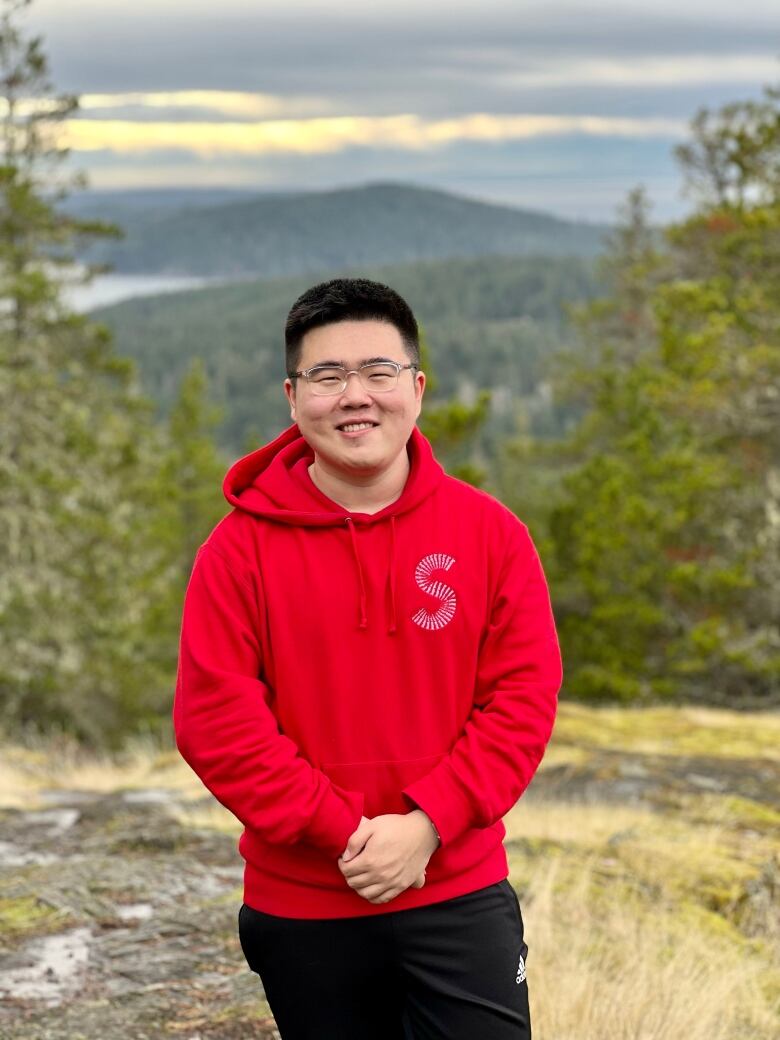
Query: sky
24,0,780,223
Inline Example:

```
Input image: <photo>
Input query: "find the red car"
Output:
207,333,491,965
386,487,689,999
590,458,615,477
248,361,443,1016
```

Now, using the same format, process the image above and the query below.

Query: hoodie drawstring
345,518,368,630
345,515,398,634
387,516,398,634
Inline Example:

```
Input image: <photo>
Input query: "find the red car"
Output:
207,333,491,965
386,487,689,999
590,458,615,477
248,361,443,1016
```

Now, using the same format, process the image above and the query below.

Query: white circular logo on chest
412,553,457,631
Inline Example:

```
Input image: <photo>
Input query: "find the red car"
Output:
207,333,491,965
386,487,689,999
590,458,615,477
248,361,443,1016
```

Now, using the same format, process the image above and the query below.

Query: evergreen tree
673,83,780,211
141,359,228,679
654,80,780,701
165,358,228,579
535,189,689,701
418,326,491,486
0,0,172,745
518,81,780,706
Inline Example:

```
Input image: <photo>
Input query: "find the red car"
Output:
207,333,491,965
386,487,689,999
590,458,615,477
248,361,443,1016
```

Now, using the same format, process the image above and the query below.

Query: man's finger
362,886,397,903
342,818,372,861
342,868,375,887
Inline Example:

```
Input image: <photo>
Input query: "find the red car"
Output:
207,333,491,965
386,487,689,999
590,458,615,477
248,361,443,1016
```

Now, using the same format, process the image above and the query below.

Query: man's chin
339,452,383,473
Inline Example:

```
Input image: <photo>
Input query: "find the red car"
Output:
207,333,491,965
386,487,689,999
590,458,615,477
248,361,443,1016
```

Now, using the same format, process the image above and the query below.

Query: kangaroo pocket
321,751,447,819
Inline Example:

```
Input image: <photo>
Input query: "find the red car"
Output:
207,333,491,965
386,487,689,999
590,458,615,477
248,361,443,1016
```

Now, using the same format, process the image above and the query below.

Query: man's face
284,319,426,479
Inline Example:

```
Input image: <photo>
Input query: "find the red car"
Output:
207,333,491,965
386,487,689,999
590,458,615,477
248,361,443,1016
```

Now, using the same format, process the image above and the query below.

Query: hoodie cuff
402,762,475,848
303,785,365,858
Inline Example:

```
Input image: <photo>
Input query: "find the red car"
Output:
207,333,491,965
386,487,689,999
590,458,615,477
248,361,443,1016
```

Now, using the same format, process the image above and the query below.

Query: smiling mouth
336,421,379,433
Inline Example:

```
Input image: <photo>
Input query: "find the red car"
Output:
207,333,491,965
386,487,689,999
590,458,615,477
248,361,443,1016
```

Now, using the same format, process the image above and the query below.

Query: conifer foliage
0,0,226,746
535,84,780,706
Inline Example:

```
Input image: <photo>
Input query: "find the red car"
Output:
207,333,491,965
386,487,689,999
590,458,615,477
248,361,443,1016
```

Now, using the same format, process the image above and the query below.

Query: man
173,277,563,1039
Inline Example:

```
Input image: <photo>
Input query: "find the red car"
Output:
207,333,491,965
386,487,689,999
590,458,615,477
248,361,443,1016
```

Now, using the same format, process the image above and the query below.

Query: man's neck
308,451,410,515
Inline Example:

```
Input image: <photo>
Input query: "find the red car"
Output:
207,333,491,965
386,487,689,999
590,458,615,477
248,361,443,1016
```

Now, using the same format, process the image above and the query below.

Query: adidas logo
515,953,526,984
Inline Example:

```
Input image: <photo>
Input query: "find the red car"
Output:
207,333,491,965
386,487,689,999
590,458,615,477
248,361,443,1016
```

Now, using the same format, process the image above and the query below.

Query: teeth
340,422,375,432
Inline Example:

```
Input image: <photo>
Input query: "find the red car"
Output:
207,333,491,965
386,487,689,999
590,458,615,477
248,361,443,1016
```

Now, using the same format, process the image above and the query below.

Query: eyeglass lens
307,363,401,394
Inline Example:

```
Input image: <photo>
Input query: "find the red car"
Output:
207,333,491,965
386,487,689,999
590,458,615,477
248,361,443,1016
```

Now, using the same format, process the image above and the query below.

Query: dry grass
0,730,203,810
523,855,777,1040
1,701,778,1037
502,736,780,1037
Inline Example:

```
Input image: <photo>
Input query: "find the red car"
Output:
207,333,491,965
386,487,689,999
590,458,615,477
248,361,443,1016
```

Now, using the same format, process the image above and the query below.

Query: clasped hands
337,809,440,905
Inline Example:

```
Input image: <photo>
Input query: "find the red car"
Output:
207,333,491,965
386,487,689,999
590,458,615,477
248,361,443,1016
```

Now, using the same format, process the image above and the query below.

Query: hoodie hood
222,422,445,631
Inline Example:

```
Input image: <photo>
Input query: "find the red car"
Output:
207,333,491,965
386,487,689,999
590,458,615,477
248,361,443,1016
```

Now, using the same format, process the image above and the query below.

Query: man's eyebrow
307,356,399,368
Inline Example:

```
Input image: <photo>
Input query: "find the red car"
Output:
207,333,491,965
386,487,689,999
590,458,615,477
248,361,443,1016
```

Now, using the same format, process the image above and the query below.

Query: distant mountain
70,181,613,278
61,186,263,219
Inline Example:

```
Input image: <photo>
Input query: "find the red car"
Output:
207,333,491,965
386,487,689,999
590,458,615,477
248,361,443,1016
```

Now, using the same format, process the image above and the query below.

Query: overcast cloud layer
25,0,780,221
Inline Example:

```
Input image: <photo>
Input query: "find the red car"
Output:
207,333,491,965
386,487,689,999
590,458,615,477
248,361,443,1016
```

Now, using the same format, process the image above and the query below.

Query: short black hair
285,277,420,376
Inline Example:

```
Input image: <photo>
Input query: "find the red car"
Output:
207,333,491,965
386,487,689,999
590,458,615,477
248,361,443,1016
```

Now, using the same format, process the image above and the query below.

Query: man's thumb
342,816,371,860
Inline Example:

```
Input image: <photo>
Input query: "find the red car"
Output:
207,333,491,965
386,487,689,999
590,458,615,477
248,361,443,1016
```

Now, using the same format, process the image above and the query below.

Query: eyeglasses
291,360,418,396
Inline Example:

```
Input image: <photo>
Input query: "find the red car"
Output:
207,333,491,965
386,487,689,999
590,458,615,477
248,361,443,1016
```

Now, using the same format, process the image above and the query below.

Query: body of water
65,274,223,312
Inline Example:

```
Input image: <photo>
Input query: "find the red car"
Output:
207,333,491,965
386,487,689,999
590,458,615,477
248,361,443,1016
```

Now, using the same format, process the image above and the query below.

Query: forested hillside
92,253,604,454
73,182,613,277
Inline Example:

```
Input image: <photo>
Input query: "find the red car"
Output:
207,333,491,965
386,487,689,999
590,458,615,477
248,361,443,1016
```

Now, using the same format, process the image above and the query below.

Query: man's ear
414,369,426,418
283,377,297,421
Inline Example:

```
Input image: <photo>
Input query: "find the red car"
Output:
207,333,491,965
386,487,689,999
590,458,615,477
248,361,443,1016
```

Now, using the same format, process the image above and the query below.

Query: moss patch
0,895,65,937
553,702,780,760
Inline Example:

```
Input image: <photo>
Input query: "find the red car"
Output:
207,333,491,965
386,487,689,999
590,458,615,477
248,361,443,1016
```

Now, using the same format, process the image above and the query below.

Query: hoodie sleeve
173,540,365,857
401,516,562,847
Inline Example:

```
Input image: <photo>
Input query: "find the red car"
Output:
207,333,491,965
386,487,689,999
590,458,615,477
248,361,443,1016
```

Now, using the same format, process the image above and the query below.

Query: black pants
237,878,531,1039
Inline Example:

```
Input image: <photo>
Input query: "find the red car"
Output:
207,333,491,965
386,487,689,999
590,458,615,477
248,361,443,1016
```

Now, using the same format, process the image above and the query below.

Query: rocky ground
0,788,277,1039
1,714,778,1039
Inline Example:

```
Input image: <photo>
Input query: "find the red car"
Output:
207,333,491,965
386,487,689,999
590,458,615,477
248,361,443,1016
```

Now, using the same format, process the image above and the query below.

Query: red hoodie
173,423,562,919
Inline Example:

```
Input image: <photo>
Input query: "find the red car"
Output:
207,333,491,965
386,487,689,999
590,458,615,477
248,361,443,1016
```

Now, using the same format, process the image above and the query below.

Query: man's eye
311,370,343,383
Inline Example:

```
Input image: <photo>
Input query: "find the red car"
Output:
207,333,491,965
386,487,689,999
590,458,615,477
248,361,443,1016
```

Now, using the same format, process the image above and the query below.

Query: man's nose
339,370,373,403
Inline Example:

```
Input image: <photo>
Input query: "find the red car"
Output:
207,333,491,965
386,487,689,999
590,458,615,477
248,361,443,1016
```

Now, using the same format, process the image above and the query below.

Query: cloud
464,54,780,89
28,1,780,100
37,42,774,128
62,111,687,158
77,90,337,120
